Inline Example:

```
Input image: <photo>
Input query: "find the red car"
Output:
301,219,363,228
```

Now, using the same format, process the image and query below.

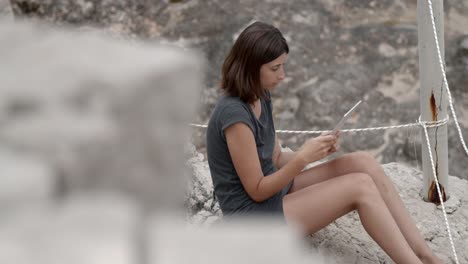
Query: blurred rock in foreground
0,0,12,18
0,18,202,209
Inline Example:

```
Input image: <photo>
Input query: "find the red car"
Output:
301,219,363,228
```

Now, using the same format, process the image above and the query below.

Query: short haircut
221,21,289,104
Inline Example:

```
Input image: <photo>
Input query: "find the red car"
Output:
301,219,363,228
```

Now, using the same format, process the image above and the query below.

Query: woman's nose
278,68,285,80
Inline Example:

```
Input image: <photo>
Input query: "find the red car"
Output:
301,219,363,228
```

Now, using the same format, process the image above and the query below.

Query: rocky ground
5,0,468,180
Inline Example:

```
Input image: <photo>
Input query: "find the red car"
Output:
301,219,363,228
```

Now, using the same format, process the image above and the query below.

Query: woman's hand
297,133,337,164
327,130,341,154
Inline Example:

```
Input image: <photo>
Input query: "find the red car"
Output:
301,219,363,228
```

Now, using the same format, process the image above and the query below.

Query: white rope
421,121,459,264
190,117,449,134
426,0,468,159
425,0,461,262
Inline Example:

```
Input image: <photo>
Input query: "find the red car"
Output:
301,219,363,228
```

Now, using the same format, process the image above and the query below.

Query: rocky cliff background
5,0,468,180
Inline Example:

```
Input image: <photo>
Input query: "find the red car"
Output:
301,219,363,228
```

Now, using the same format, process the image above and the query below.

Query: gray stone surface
185,147,468,263
0,149,54,205
460,35,468,65
149,217,324,264
0,18,203,209
0,0,12,19
185,143,221,221
8,0,467,179
0,194,139,264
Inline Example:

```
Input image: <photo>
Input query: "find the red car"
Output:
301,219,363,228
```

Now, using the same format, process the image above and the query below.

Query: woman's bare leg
283,172,422,264
289,151,440,264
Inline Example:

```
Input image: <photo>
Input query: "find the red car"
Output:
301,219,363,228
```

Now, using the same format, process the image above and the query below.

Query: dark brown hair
221,21,289,104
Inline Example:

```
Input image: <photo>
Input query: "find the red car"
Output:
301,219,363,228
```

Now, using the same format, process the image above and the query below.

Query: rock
185,143,221,218
0,0,12,19
460,36,468,51
0,149,55,205
460,36,468,65
149,217,325,264
0,149,56,204
437,194,461,214
185,147,468,263
276,96,301,121
0,193,138,264
378,42,397,57
0,19,203,209
8,0,218,40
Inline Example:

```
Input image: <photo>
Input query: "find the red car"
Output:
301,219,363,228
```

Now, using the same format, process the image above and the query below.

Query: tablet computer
332,100,362,135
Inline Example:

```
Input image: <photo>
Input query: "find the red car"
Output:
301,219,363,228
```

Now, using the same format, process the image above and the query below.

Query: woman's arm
225,123,307,202
225,123,336,202
272,135,297,169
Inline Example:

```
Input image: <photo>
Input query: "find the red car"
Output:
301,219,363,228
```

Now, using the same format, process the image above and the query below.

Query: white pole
418,0,449,203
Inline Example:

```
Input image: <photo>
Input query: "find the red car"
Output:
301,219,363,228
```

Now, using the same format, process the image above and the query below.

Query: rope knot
417,115,450,128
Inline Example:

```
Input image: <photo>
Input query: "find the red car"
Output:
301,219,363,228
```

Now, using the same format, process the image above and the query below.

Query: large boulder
0,17,202,264
0,18,202,209
186,147,468,263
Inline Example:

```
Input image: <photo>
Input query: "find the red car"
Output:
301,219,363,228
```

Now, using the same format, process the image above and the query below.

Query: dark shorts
224,180,294,222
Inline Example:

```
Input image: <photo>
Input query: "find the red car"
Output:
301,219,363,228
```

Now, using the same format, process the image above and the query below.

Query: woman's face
260,52,288,91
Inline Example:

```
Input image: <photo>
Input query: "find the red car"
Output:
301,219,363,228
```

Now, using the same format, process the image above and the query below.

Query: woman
206,21,441,264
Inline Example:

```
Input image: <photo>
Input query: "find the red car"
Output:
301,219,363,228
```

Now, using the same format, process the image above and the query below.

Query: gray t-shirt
206,93,292,216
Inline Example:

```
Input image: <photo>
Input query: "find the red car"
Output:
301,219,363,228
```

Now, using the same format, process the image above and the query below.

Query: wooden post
418,0,449,203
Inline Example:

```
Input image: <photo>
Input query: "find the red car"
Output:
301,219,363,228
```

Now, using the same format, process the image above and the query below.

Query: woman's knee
353,173,377,189
345,151,384,175
351,173,381,205
349,151,377,166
